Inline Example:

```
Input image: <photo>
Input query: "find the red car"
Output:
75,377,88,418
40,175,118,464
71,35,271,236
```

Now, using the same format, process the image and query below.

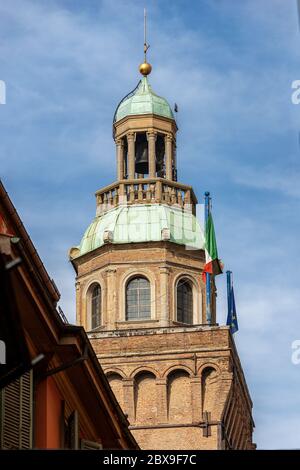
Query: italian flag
202,213,223,282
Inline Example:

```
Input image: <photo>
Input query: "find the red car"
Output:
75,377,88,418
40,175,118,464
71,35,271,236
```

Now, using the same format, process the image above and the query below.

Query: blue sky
1,0,300,449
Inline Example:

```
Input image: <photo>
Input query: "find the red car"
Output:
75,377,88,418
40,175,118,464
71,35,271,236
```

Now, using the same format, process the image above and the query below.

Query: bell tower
113,75,177,182
69,18,255,450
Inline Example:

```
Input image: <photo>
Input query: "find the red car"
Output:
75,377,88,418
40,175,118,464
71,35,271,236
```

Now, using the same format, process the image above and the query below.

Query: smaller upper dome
114,77,174,123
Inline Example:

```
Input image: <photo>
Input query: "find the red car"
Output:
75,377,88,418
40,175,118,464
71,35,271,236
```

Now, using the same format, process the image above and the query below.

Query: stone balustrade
95,178,197,216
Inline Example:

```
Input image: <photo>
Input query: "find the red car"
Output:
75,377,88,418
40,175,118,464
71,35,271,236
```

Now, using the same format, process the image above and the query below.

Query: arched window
177,279,193,324
91,284,101,329
126,277,151,320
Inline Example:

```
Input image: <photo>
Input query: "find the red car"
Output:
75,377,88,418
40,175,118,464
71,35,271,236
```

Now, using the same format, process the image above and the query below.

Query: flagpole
204,191,211,324
226,270,232,317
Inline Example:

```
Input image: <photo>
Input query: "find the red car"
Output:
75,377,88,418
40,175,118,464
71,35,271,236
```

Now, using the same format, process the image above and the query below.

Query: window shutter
20,371,33,448
80,439,103,450
68,410,79,450
0,370,33,449
1,377,20,448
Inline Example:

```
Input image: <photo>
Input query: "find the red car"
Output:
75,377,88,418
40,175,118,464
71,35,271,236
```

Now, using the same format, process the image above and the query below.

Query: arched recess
134,371,157,425
167,369,192,424
162,364,193,379
106,372,124,410
130,365,159,379
201,367,218,418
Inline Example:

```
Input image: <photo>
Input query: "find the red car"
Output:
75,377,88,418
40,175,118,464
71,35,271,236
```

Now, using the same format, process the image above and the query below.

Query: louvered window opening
0,370,33,449
81,439,103,450
126,277,151,320
64,409,79,449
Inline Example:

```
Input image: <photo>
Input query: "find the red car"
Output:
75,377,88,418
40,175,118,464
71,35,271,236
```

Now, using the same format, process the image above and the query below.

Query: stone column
127,132,135,179
159,267,170,327
173,139,177,181
123,378,135,423
165,134,173,180
105,268,117,329
147,131,157,178
156,378,168,424
116,138,124,180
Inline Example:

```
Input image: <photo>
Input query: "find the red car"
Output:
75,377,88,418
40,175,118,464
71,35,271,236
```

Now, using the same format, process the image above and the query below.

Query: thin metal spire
139,8,152,76
143,8,150,62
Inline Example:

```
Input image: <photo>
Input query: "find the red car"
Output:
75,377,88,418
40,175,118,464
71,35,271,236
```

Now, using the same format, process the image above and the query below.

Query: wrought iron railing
57,306,69,324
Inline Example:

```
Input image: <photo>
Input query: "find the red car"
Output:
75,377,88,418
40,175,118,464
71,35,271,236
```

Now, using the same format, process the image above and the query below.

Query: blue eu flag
227,287,238,334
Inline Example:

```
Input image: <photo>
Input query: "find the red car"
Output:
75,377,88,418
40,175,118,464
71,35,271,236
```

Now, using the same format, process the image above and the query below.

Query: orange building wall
35,377,62,449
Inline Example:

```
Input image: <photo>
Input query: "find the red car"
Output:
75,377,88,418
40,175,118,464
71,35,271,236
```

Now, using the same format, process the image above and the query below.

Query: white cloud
234,165,300,198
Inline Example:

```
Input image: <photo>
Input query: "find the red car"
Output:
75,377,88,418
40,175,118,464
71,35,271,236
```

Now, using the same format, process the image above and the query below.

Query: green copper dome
71,204,204,258
114,77,174,123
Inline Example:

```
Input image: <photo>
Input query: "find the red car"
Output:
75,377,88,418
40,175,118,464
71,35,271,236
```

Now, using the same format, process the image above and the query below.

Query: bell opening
135,133,149,175
156,134,165,178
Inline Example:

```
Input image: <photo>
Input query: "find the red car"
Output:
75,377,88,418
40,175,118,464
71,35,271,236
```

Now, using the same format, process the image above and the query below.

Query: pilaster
105,268,117,329
190,376,202,423
159,266,170,327
123,378,135,423
156,378,168,423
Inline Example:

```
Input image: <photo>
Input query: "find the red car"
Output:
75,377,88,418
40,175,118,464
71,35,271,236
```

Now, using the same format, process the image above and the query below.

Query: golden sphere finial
139,61,152,76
